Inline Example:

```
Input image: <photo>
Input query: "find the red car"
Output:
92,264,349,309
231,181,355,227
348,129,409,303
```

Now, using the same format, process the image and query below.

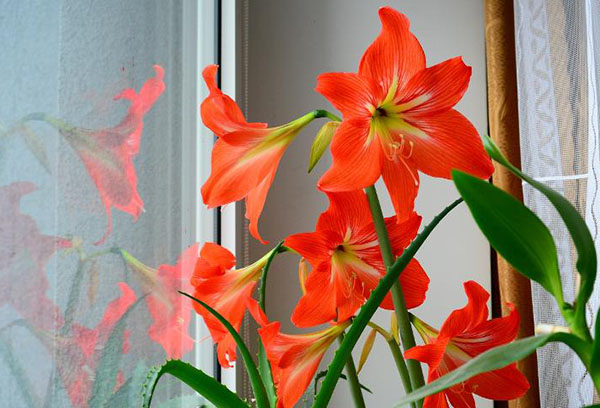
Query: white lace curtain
514,0,600,406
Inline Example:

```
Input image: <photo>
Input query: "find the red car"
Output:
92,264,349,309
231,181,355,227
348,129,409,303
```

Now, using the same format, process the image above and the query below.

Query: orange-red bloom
201,65,317,244
49,65,165,244
404,281,529,408
284,190,428,327
316,7,493,220
248,299,349,408
190,242,273,367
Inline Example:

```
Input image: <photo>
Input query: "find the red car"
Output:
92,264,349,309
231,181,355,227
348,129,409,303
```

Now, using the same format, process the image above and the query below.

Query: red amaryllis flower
190,242,273,367
121,244,199,359
45,65,165,244
316,7,493,220
0,182,72,331
404,281,529,408
201,65,319,244
284,190,428,327
248,299,350,408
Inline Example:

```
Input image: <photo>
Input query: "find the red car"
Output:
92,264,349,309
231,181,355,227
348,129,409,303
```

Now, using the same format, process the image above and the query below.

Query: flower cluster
186,6,528,408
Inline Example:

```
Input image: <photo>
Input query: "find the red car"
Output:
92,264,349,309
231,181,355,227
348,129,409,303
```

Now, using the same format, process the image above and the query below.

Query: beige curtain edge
484,1,541,407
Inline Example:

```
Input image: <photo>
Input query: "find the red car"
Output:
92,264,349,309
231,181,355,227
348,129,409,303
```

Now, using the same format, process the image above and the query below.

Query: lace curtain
0,1,209,406
514,0,600,406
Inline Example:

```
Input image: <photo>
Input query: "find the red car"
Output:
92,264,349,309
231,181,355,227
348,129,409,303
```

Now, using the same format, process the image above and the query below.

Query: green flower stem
364,185,425,400
313,197,463,408
338,335,367,408
387,338,417,408
314,110,342,122
258,242,288,310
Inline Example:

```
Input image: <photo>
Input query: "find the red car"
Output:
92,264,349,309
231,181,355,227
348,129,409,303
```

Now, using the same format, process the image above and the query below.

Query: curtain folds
484,1,540,407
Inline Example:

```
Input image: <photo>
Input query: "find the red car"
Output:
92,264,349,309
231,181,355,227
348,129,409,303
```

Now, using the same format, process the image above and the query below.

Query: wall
245,0,492,406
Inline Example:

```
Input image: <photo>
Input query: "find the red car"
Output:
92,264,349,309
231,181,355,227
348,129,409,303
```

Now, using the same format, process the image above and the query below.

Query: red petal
438,281,490,340
404,109,494,179
247,297,270,327
201,138,283,208
316,191,373,238
291,264,338,327
380,259,428,309
358,7,425,97
456,303,520,355
404,342,447,371
245,165,277,244
399,57,471,116
200,65,266,135
386,212,421,252
468,364,529,400
200,242,236,270
318,119,382,192
284,230,339,267
315,72,376,118
381,155,420,222
445,388,476,408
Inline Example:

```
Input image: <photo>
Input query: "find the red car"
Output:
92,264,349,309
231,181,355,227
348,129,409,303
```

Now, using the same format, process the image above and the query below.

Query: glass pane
0,1,210,406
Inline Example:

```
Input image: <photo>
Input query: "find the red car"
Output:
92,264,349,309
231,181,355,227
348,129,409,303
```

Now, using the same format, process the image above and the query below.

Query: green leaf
394,333,586,407
452,170,564,304
141,360,247,408
308,121,338,173
179,291,269,408
483,134,597,320
313,198,463,408
590,310,600,389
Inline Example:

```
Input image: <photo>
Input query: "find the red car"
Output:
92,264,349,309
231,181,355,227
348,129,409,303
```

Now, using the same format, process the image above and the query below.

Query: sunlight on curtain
0,1,209,406
514,0,600,406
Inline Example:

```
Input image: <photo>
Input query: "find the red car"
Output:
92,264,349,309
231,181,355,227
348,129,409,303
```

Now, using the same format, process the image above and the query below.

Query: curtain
0,1,207,406
484,1,540,407
514,0,600,406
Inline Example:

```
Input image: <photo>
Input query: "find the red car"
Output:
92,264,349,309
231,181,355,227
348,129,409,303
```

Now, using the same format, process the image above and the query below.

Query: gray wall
245,1,492,406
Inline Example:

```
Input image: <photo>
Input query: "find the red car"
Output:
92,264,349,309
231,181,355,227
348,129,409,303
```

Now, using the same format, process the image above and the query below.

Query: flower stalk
364,185,425,401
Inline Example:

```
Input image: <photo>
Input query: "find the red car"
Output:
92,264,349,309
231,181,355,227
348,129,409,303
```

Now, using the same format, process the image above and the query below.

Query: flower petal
381,154,420,222
291,263,338,327
200,65,267,135
404,109,494,179
358,7,426,96
318,119,382,192
399,57,471,116
200,242,236,270
445,388,476,408
315,72,376,118
245,165,278,244
284,230,340,267
438,281,490,340
468,364,530,401
316,191,373,238
380,258,429,309
404,341,447,371
386,212,421,252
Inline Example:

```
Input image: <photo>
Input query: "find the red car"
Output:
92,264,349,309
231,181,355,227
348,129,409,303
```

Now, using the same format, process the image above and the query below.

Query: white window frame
182,0,238,396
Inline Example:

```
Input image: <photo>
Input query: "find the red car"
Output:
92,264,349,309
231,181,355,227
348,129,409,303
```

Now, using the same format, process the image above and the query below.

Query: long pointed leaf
141,360,247,408
394,333,589,407
453,170,564,304
483,134,596,321
179,292,269,408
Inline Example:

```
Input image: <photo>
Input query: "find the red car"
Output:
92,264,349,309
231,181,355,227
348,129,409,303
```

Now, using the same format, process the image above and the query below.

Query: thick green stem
314,109,342,122
338,336,366,408
313,197,463,408
387,339,417,408
364,185,426,399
